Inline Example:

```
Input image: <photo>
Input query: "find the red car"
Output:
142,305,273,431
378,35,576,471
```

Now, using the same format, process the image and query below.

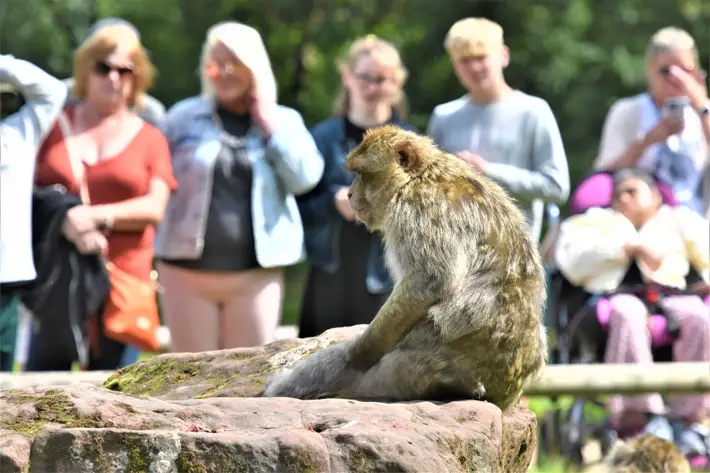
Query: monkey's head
604,434,690,473
345,125,443,230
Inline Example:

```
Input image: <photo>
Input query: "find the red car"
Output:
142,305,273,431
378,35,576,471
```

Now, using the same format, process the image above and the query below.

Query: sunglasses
94,60,134,77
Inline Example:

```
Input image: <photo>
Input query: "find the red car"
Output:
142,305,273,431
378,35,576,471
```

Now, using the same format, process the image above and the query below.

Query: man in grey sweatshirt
0,55,68,370
427,18,570,241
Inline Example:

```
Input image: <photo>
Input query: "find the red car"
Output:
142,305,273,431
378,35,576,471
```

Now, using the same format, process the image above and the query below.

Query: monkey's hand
346,275,437,371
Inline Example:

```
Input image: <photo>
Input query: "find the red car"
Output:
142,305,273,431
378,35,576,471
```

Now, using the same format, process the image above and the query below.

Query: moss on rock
175,451,205,473
75,436,113,473
121,433,150,473
0,389,103,437
102,357,201,396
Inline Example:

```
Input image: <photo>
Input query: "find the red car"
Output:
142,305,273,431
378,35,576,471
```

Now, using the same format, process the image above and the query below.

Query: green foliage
2,0,708,207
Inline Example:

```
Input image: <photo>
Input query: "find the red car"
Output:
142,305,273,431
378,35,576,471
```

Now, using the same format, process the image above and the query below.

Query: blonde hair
444,17,504,59
199,21,277,104
646,27,698,63
333,35,409,118
72,24,154,108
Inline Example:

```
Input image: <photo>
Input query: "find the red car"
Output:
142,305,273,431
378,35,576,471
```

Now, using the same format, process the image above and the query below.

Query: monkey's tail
262,343,362,400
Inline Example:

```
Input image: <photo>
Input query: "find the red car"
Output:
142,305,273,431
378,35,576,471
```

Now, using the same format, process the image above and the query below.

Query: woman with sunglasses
29,23,176,370
595,26,710,218
154,22,323,353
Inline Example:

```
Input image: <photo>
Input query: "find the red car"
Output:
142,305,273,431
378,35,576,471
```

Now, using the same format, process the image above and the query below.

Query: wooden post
524,362,710,396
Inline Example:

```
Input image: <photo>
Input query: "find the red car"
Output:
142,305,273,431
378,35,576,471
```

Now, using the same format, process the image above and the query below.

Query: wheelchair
536,170,710,467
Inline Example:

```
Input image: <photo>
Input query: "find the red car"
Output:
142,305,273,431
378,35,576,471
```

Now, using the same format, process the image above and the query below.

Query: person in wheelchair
555,167,710,464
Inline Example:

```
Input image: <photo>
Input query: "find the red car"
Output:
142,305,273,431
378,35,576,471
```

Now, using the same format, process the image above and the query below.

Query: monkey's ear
394,139,420,170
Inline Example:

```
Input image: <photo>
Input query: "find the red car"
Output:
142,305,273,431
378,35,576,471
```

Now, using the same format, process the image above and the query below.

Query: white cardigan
554,205,710,293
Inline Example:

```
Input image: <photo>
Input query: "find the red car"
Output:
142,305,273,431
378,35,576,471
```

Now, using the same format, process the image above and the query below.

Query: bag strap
56,110,91,205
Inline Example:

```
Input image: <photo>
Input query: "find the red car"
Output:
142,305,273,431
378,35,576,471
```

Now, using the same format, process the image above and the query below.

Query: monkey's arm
346,274,438,370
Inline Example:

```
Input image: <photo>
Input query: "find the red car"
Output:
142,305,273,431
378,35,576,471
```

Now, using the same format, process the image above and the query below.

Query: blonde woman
296,35,417,338
30,23,176,371
155,21,324,352
595,27,710,217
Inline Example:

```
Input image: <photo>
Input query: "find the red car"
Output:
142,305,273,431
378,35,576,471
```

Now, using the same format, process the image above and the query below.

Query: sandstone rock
0,326,538,472
0,384,536,473
0,429,30,473
102,325,363,400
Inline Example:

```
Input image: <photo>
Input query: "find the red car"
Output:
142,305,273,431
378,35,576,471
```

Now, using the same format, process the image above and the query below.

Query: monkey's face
347,173,387,229
345,125,429,230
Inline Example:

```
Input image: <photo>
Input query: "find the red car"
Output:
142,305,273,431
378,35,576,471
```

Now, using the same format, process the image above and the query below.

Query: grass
529,459,567,473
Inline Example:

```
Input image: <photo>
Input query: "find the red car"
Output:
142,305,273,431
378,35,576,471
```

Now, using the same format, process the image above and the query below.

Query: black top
344,117,369,144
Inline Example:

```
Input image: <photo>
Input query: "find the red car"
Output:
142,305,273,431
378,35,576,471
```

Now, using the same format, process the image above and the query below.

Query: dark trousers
25,315,126,372
0,294,20,372
299,221,389,338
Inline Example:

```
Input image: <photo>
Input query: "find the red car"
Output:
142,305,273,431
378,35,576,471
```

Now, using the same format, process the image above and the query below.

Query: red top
35,106,177,282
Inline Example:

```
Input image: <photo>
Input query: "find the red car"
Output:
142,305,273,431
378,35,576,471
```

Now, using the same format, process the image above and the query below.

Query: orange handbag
59,110,161,353
102,261,161,352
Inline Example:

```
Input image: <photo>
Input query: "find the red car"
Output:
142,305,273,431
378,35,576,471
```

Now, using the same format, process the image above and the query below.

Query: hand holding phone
662,96,689,123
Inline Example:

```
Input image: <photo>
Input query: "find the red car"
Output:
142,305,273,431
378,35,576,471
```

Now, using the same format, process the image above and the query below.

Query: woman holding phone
594,26,710,217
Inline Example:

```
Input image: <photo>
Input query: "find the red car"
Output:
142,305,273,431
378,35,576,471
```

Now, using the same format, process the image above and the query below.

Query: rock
0,429,30,473
0,326,538,472
0,384,536,473
101,325,364,400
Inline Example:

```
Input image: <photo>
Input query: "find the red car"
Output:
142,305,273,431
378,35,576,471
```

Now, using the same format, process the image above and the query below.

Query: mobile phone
662,96,689,122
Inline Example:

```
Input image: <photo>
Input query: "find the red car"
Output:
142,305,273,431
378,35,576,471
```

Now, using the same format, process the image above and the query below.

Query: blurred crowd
1,15,709,466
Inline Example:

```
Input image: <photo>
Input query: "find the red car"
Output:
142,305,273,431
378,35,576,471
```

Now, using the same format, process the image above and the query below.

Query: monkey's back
386,161,549,411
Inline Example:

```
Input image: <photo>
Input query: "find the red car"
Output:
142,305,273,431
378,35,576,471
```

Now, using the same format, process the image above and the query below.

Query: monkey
595,433,690,473
262,125,548,412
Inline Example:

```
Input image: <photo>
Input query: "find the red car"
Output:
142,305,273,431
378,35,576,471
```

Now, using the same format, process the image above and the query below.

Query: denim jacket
296,114,417,294
154,95,325,268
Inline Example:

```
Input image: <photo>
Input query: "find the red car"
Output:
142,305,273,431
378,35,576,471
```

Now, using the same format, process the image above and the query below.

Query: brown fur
263,125,548,411
598,434,690,473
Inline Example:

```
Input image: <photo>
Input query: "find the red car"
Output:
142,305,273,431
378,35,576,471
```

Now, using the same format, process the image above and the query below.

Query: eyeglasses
205,59,246,79
94,60,134,77
354,73,398,87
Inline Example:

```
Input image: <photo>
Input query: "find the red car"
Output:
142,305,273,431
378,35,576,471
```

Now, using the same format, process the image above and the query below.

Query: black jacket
19,185,110,366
